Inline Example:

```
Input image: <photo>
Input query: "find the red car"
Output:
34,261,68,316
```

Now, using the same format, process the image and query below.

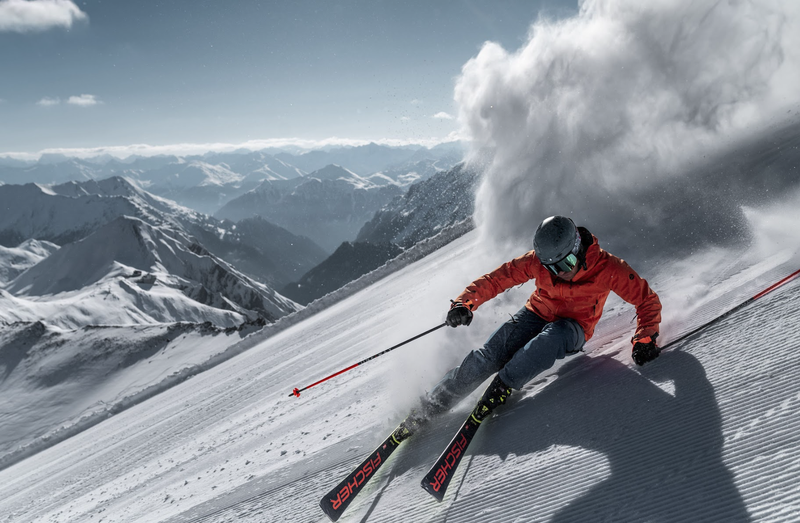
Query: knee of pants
557,319,585,353
457,346,503,383
527,319,585,358
427,348,499,407
499,319,585,389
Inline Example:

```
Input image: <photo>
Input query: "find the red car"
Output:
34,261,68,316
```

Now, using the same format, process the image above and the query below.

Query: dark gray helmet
533,216,580,265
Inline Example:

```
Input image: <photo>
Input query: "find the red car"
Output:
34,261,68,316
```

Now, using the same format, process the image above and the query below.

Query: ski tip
319,498,341,522
420,476,446,502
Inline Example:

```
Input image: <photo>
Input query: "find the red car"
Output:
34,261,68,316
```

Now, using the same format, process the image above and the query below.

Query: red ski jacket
455,234,661,342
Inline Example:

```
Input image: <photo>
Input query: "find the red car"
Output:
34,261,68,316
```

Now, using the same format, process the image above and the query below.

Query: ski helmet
533,216,581,274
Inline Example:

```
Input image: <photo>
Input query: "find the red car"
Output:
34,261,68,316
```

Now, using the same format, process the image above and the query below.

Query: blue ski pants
426,307,585,412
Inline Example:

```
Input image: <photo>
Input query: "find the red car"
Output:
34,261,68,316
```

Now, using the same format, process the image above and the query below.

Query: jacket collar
570,232,600,283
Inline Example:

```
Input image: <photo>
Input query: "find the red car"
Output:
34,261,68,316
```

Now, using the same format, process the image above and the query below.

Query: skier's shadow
377,350,751,522
445,350,752,522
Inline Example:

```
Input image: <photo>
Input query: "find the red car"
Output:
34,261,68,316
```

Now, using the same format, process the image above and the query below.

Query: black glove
446,301,473,327
632,333,660,366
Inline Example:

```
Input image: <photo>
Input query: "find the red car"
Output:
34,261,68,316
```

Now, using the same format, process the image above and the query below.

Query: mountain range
357,162,480,247
0,177,313,327
215,164,404,252
274,162,481,305
0,143,464,215
0,143,474,331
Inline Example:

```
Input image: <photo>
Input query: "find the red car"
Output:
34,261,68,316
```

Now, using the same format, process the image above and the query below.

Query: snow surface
0,239,59,283
0,321,260,469
1,215,799,521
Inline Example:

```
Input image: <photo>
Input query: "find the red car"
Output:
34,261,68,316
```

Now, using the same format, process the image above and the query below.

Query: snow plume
456,0,800,265
650,185,800,346
0,0,87,33
743,190,800,263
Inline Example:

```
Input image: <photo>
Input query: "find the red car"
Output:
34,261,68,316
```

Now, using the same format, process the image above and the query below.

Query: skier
395,215,662,440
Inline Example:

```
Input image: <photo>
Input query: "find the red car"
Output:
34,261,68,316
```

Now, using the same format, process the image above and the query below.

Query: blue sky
0,0,577,157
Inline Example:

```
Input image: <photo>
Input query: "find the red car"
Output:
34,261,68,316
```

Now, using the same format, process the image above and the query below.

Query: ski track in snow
0,230,799,522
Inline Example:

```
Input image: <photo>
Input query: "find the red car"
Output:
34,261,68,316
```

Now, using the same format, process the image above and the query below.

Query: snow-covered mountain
5,215,296,323
0,158,98,185
366,158,450,188
0,181,144,246
150,160,244,188
216,165,403,252
0,239,59,282
200,216,328,288
0,177,314,327
199,151,306,182
273,142,459,177
357,162,480,247
140,154,306,214
0,145,463,216
273,163,480,307
0,176,325,287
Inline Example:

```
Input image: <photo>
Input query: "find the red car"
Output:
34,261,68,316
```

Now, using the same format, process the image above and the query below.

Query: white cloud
36,96,60,106
67,94,100,106
0,0,88,33
432,112,454,120
410,99,423,106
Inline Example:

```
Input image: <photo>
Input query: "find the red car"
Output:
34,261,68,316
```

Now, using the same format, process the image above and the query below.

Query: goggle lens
545,253,579,275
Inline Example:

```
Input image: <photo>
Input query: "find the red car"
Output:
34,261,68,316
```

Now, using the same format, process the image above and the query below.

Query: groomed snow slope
0,228,798,523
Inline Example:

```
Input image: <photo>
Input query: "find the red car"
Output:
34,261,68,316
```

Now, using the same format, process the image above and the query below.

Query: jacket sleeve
455,251,538,311
607,257,662,342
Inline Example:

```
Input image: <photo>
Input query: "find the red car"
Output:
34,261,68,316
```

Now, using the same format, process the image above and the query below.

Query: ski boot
470,374,513,424
390,393,448,445
391,409,428,445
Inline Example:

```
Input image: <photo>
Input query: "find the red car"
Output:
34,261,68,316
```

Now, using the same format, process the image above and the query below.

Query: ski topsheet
319,428,403,521
420,410,482,501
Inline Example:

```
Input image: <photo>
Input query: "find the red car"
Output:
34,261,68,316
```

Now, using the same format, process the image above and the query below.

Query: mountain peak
6,216,163,296
306,164,359,181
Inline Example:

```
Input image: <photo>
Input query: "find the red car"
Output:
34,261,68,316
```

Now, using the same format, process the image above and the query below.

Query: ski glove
632,333,660,366
446,301,473,328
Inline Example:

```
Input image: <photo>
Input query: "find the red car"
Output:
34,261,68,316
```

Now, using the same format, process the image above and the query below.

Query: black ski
420,373,513,502
420,408,483,501
319,425,407,521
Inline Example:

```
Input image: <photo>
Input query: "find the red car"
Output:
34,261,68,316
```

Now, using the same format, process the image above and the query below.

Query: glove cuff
632,332,659,346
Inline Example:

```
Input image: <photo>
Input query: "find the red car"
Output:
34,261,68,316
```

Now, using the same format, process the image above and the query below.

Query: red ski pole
289,322,448,398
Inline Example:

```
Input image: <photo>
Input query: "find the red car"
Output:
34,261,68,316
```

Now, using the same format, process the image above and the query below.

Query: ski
420,406,483,501
420,375,511,501
319,423,408,522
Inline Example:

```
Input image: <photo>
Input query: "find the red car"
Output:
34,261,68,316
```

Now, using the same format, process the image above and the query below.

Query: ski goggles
544,253,579,276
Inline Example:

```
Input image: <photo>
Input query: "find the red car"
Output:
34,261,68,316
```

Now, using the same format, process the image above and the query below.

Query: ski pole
661,267,800,351
289,322,448,398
